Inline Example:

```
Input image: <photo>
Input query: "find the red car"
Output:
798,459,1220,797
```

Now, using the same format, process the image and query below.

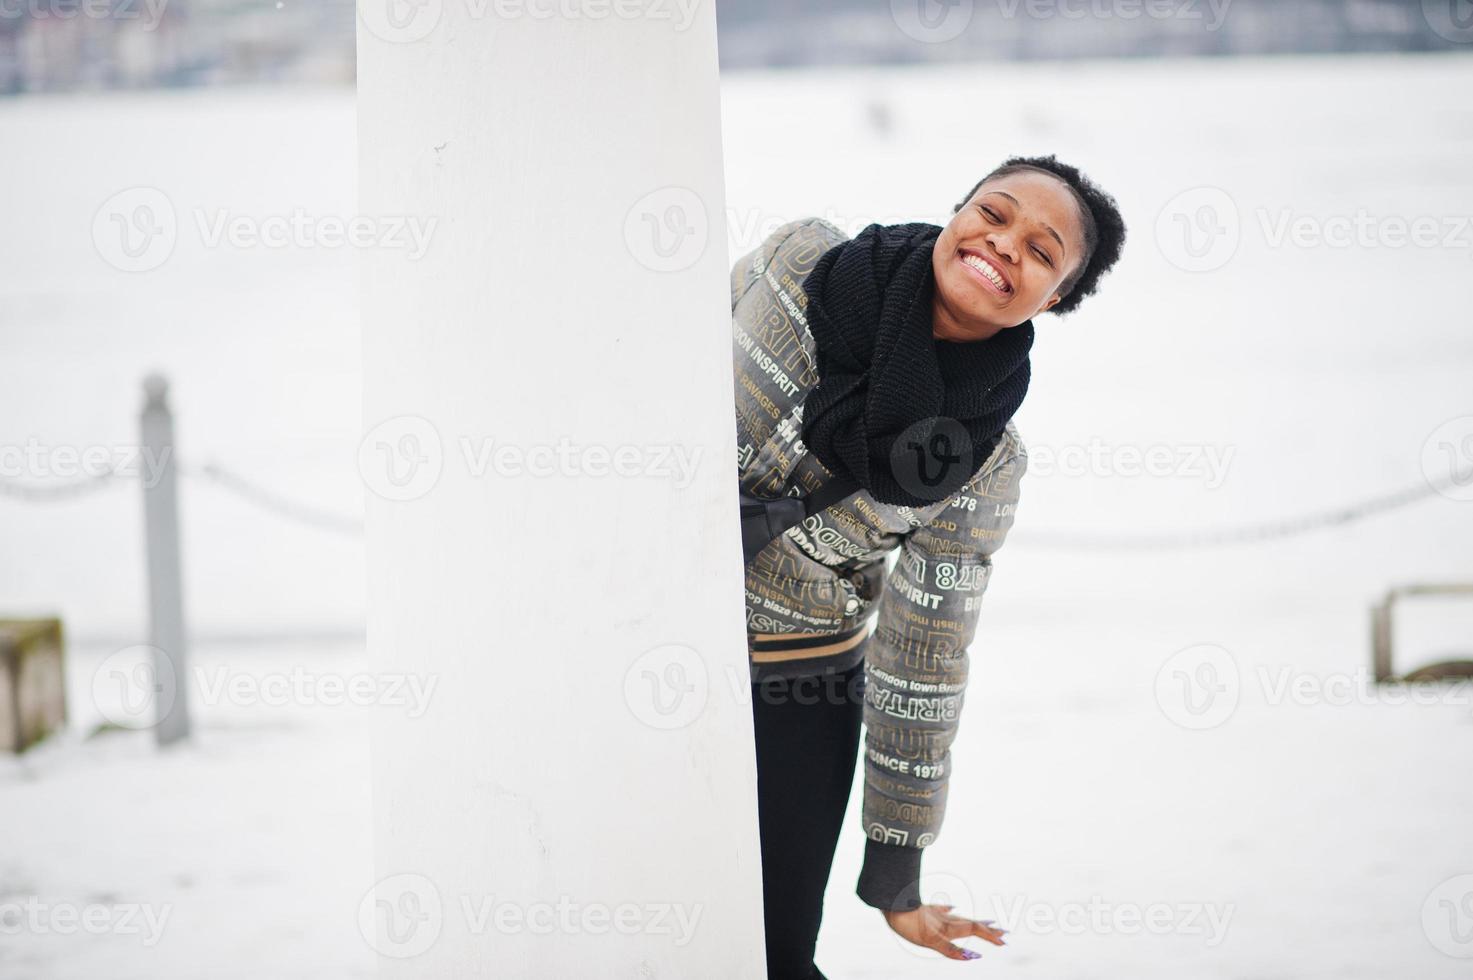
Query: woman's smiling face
932,169,1088,341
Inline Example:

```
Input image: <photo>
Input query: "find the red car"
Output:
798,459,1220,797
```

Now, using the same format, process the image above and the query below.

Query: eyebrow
983,190,1067,257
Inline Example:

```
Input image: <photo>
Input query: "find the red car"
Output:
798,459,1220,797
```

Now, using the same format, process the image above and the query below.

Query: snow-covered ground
2,52,1472,978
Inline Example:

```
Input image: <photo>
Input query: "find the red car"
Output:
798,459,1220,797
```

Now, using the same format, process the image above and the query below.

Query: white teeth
962,253,1008,292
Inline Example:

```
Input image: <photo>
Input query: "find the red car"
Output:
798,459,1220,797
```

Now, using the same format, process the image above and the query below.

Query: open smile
958,248,1013,297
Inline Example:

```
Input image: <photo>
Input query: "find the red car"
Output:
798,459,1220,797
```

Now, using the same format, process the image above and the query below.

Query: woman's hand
880,903,1007,961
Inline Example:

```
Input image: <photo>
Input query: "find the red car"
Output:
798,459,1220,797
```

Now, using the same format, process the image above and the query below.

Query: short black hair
952,154,1125,316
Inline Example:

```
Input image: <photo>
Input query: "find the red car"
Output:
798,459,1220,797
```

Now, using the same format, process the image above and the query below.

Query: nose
986,229,1020,264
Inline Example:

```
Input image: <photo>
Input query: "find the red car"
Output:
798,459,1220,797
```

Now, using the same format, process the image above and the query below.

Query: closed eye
978,203,1055,267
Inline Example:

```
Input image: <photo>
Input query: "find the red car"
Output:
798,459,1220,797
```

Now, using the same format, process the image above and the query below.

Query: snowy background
3,51,1473,978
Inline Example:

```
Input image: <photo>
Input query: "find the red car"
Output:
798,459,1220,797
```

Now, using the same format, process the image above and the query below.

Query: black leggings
750,660,867,980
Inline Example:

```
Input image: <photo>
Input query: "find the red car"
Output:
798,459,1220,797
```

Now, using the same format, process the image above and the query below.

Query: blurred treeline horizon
1,0,1469,96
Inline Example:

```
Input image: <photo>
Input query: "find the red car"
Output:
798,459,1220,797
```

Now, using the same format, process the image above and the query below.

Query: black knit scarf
799,222,1033,507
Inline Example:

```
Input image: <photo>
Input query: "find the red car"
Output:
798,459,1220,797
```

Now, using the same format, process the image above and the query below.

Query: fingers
899,905,1008,960
938,915,1007,946
935,941,982,961
940,917,976,939
932,912,1007,960
972,921,1008,946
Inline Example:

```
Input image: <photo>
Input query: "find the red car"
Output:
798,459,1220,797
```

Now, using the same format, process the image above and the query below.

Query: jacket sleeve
730,217,847,312
855,439,1027,911
731,219,807,313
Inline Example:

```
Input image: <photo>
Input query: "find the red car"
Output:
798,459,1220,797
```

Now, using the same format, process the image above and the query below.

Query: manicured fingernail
961,949,981,960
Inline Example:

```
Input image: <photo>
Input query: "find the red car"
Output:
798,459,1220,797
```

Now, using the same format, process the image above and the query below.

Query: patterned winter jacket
730,217,1028,911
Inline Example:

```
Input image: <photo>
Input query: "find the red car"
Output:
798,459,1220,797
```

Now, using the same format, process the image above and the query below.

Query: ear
1040,292,1062,313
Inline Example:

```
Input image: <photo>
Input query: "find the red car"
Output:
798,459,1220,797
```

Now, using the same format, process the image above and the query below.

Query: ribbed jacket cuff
856,839,924,911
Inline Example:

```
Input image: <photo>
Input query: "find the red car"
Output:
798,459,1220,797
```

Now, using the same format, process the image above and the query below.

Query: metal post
140,374,190,744
1371,596,1393,683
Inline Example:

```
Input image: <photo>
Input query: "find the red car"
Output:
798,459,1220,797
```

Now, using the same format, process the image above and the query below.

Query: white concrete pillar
356,3,765,977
